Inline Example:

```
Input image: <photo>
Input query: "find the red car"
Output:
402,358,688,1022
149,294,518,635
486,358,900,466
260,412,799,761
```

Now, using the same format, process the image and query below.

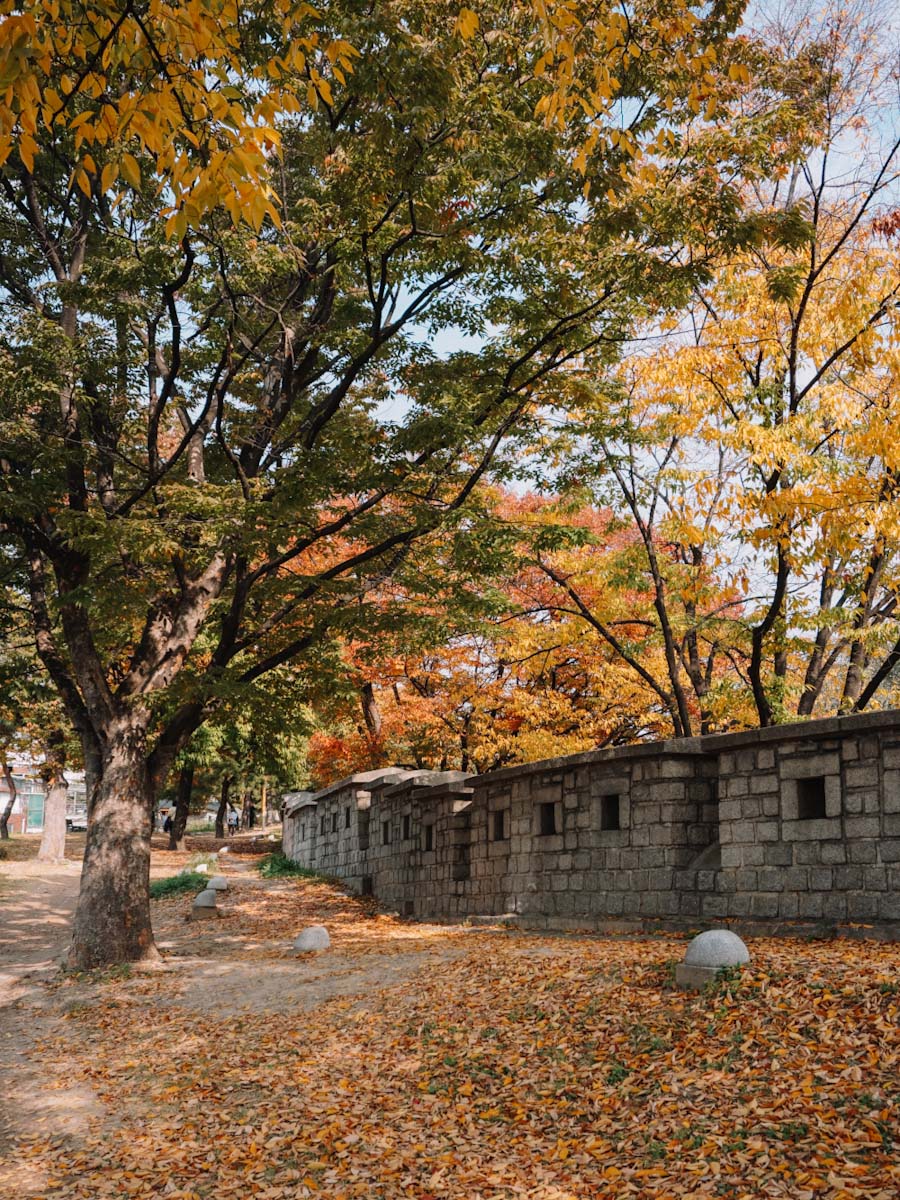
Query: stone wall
283,711,900,936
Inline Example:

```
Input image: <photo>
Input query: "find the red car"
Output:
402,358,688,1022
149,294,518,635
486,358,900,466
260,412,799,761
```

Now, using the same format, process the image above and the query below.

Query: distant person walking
227,808,239,836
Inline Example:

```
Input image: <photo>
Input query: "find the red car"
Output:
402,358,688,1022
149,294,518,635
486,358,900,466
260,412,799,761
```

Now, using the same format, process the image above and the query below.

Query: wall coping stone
461,709,900,789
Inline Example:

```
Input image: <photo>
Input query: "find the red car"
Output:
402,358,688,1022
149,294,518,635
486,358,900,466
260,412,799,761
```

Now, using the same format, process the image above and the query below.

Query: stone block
848,841,878,863
822,894,847,920
844,764,879,789
879,840,900,863
782,818,841,842
878,893,900,921
757,868,785,892
819,842,847,864
750,893,780,918
808,867,833,891
864,866,888,891
797,894,824,918
660,759,693,779
207,876,228,891
764,843,793,866
750,774,779,796
846,892,879,920
845,816,881,839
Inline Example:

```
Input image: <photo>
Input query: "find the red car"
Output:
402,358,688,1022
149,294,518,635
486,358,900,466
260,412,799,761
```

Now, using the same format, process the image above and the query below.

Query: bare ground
0,833,480,1195
3,835,897,1200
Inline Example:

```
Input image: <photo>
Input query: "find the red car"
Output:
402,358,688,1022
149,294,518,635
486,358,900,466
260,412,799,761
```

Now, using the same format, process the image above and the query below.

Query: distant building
0,760,87,834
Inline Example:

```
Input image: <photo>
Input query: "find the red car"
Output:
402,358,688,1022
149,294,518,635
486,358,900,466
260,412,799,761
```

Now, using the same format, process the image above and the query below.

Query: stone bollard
191,888,219,920
675,929,750,990
207,875,228,891
293,925,330,952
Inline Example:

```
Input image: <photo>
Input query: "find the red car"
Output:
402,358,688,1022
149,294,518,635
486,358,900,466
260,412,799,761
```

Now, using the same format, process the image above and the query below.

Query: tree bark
168,764,194,851
0,762,17,839
38,735,68,862
361,682,383,737
215,774,231,839
68,727,158,970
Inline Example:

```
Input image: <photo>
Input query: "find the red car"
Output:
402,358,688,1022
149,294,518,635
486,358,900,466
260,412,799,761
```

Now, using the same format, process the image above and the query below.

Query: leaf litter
5,869,899,1200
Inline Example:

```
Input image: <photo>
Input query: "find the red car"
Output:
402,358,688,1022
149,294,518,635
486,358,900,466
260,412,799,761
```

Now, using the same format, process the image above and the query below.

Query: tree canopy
0,0,761,967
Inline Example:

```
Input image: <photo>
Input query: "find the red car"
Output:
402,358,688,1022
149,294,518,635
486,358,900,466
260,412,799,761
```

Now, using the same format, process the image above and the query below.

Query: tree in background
546,1,900,729
306,493,676,782
0,594,77,850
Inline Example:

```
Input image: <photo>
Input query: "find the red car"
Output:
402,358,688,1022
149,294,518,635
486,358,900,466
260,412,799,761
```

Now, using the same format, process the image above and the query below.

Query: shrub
258,851,320,879
150,871,209,899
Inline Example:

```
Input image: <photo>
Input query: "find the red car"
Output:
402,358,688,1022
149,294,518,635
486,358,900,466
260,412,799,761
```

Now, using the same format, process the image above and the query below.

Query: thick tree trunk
215,774,232,839
68,732,157,970
38,737,68,863
168,764,194,851
0,762,16,839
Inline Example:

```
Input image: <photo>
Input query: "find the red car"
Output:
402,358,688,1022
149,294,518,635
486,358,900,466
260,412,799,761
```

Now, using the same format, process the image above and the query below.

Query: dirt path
0,842,477,1195
0,861,83,1002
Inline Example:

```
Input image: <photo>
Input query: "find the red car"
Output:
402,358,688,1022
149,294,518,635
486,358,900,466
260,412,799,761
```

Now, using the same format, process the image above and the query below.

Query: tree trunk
361,682,383,736
241,790,251,830
68,732,157,970
0,762,16,840
215,774,231,839
168,764,194,851
38,735,68,863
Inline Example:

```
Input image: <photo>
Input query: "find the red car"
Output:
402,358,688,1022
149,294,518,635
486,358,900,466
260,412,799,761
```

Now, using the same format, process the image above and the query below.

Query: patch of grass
150,871,209,899
258,851,321,879
185,851,218,872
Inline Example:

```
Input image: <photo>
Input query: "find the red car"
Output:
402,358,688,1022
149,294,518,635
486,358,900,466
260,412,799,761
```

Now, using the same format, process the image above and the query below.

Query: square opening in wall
361,875,373,896
320,815,326,836
538,801,558,836
331,811,338,833
402,813,411,840
345,807,351,829
796,776,827,820
600,794,621,831
382,819,391,845
492,808,509,841
424,824,434,852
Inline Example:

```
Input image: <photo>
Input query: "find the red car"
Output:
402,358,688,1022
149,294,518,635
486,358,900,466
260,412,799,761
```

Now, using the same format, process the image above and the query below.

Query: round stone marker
207,875,228,891
676,929,749,990
293,925,330,953
190,888,219,920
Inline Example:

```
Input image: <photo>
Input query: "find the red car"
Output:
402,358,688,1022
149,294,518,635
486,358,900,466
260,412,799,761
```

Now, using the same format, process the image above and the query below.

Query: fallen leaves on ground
9,870,900,1200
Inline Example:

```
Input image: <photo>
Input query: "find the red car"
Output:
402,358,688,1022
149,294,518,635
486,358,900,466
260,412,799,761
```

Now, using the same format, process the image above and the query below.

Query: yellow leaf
455,7,479,39
121,152,142,189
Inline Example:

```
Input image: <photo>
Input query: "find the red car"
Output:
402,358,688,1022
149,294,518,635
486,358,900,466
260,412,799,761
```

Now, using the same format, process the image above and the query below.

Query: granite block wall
282,711,900,936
